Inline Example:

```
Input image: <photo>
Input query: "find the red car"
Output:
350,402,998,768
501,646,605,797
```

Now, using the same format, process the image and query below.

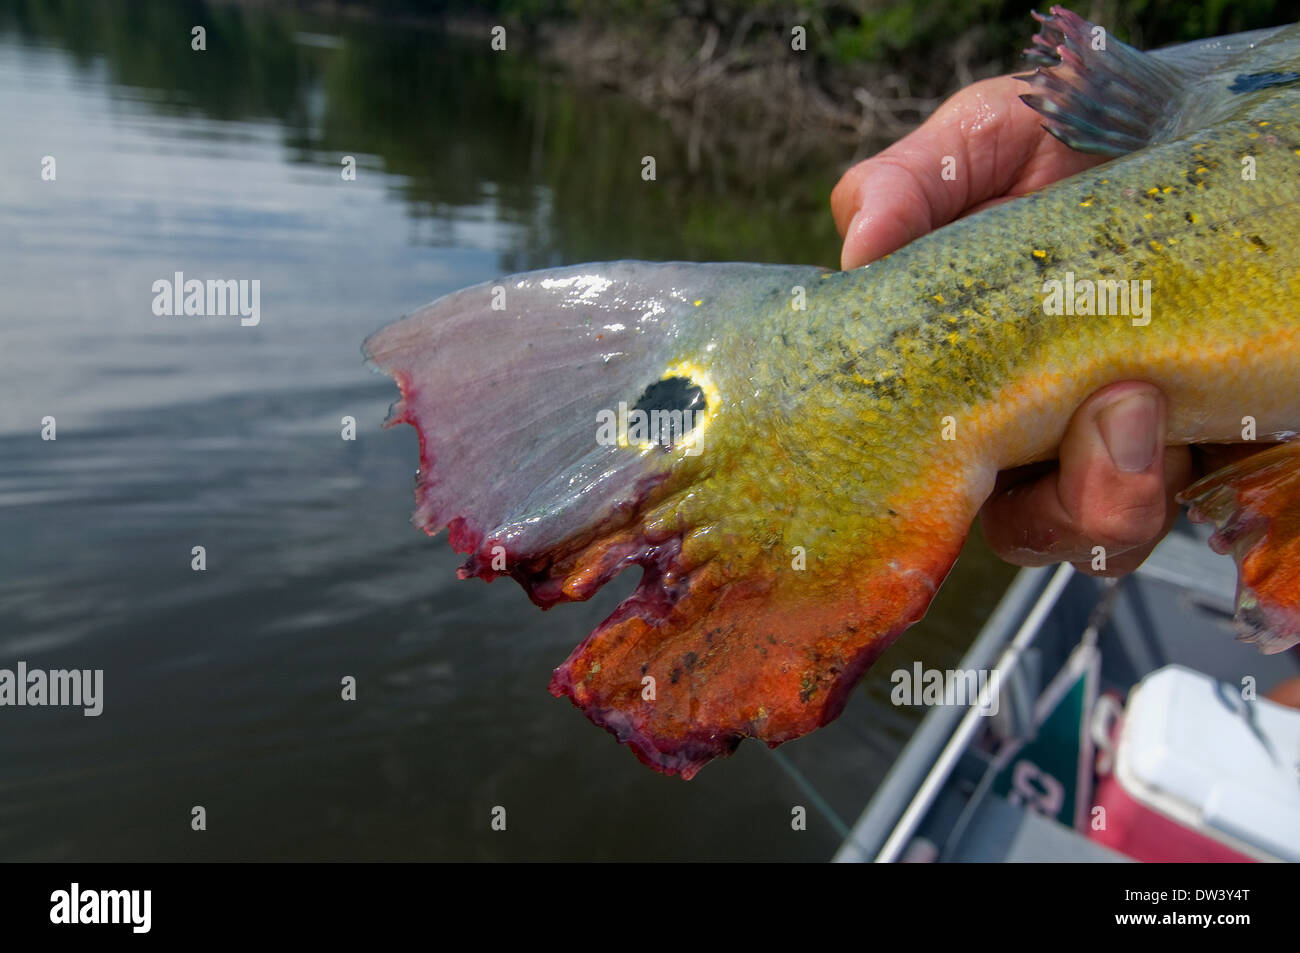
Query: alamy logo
50,883,151,933
0,662,102,716
596,401,704,455
151,272,260,326
1041,271,1151,326
890,663,1001,716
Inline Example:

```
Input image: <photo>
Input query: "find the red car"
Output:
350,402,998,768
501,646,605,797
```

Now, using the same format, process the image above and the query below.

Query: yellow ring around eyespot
614,359,721,453
665,359,720,452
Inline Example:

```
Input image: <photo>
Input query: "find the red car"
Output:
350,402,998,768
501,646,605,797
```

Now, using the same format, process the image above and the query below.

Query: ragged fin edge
546,523,966,779
361,262,761,609
1178,442,1300,655
1017,6,1194,156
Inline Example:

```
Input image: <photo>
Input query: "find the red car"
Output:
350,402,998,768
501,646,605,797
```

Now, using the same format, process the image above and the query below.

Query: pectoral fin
1179,443,1300,654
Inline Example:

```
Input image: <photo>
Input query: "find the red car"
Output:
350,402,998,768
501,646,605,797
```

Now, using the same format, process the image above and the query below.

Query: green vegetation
0,0,846,266
2,0,1293,273
301,1,1295,70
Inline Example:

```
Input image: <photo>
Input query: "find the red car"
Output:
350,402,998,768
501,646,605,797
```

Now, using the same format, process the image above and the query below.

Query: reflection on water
0,0,1013,860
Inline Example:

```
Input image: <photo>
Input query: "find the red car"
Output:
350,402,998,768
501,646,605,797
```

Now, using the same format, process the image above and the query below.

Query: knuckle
1079,493,1167,551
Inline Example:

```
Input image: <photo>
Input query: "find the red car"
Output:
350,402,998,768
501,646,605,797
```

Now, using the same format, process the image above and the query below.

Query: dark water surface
0,0,1014,860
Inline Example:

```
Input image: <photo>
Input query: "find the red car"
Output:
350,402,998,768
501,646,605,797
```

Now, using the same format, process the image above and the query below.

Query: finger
831,75,1104,269
980,382,1192,575
980,449,1190,575
832,156,937,270
1069,444,1192,576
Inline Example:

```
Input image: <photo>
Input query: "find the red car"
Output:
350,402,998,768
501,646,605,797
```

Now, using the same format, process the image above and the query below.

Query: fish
364,7,1300,778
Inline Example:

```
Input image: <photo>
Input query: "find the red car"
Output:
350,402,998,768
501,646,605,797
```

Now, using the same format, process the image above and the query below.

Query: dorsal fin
1019,7,1194,156
1020,7,1300,156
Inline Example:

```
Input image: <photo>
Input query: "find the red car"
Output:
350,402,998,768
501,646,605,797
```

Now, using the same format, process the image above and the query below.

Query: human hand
831,75,1103,271
830,76,1257,575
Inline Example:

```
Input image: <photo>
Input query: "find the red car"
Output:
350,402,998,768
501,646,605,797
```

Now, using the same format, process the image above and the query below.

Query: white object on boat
1115,664,1300,862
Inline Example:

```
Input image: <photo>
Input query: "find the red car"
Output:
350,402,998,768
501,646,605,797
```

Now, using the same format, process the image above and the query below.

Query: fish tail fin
1018,6,1193,155
363,261,802,603
1178,443,1300,655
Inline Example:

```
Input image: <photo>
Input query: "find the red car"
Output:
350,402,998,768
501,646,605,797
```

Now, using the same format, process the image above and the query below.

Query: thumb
1057,383,1169,555
981,382,1192,574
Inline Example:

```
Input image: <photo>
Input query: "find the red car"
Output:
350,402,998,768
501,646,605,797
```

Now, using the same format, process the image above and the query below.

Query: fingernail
1098,392,1160,473
841,211,865,270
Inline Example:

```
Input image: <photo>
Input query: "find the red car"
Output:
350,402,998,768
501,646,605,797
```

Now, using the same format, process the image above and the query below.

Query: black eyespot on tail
634,376,706,417
631,376,707,450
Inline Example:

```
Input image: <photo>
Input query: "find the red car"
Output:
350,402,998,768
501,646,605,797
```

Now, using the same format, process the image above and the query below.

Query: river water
0,0,1013,860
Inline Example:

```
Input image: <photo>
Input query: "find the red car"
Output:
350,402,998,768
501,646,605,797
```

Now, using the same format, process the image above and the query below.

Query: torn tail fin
547,513,968,779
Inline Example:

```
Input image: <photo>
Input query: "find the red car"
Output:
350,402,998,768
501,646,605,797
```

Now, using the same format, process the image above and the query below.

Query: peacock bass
365,8,1300,778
